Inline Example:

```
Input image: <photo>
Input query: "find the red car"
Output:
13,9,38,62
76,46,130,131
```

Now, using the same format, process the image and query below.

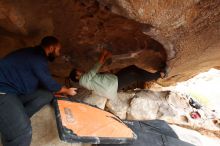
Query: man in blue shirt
0,36,77,146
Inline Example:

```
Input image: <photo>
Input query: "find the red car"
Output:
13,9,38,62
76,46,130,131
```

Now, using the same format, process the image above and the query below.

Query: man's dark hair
69,68,79,82
40,36,59,48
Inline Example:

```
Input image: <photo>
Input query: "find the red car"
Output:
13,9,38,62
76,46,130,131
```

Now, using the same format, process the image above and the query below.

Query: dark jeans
116,65,161,91
0,89,53,146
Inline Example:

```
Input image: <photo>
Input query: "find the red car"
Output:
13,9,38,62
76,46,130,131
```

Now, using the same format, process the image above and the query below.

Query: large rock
127,90,170,120
105,92,134,119
83,93,107,109
121,89,220,133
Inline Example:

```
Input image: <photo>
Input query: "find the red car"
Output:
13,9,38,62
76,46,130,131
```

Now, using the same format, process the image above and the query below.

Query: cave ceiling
0,0,219,85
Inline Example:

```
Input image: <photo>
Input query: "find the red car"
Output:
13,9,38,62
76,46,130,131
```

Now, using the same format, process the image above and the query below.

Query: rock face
0,0,166,75
127,90,169,120
0,0,219,84
98,0,220,84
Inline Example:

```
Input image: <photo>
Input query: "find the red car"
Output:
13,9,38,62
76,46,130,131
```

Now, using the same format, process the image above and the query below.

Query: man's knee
24,89,54,117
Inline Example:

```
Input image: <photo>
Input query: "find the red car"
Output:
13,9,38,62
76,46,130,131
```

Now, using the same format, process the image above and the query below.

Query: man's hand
104,51,112,60
66,88,77,96
99,49,112,64
56,86,77,96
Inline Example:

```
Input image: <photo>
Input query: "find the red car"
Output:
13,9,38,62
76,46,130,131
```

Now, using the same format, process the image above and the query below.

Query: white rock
83,93,107,110
127,90,169,120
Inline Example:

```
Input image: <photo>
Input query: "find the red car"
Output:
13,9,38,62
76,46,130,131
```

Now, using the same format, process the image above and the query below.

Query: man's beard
47,53,56,62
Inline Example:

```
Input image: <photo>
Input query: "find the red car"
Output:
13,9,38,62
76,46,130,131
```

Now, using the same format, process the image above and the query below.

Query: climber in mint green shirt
69,48,167,100
71,50,118,100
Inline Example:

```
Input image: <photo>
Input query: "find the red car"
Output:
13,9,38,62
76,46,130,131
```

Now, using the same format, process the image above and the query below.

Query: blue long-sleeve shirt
0,46,62,95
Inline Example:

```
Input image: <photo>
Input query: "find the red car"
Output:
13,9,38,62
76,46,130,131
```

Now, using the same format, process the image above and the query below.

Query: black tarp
98,120,195,146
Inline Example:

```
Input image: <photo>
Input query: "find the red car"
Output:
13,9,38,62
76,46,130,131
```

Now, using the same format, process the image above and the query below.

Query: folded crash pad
53,97,137,144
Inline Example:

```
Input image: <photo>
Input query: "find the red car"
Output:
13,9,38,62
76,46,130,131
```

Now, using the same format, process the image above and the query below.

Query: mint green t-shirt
79,63,118,100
